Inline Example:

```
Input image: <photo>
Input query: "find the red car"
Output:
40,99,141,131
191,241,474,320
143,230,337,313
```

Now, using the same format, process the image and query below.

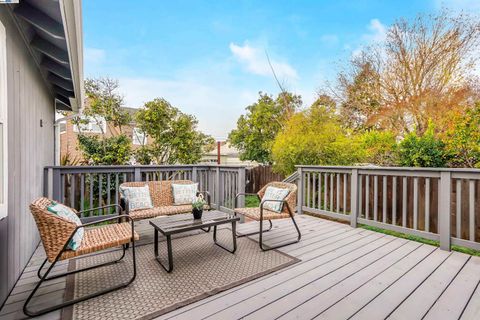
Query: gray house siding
0,9,55,306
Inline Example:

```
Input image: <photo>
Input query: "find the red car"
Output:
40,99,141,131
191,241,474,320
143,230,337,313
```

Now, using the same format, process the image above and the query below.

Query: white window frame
73,115,106,134
0,20,7,220
132,127,147,145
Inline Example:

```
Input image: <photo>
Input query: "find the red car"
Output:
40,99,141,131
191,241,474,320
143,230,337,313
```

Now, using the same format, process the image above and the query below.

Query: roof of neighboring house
8,0,83,112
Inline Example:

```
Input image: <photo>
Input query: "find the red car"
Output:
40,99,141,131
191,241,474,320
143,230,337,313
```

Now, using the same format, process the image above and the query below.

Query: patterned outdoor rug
62,229,300,320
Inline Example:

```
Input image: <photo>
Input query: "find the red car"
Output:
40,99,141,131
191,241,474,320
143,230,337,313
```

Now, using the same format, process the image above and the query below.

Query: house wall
0,10,55,306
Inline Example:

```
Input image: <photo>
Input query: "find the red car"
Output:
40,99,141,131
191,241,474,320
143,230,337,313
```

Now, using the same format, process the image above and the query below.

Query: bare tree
337,11,480,135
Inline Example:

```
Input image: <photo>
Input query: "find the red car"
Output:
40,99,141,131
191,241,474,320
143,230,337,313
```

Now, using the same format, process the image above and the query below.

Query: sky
82,0,478,139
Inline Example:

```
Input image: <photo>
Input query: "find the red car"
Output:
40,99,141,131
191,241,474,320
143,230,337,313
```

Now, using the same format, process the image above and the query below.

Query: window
0,20,7,220
59,121,66,134
73,116,106,134
132,127,146,145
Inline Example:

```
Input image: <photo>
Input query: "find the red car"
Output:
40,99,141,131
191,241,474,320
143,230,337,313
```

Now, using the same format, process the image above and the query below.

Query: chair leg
37,246,127,280
24,239,136,318
259,214,302,251
236,219,273,237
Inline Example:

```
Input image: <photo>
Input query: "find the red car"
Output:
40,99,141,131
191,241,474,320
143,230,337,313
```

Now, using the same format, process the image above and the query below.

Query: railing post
350,169,359,228
51,168,62,202
192,166,198,182
237,167,246,208
439,171,452,251
216,166,221,210
297,167,303,214
134,167,141,182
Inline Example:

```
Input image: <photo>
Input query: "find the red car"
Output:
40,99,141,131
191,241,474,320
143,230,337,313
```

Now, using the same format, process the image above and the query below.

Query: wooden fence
44,165,246,215
297,165,480,251
246,165,284,193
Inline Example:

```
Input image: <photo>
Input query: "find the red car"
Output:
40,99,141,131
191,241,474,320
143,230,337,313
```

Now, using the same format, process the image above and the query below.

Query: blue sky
83,0,475,139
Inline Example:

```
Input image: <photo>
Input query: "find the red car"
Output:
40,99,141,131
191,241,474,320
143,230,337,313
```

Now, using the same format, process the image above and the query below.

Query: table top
149,210,240,235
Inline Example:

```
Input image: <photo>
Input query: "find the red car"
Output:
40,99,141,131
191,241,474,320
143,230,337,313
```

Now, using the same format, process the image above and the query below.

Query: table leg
154,232,174,273
213,223,237,254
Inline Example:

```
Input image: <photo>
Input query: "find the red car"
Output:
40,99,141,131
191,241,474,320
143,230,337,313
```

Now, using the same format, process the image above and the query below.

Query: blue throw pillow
47,202,84,251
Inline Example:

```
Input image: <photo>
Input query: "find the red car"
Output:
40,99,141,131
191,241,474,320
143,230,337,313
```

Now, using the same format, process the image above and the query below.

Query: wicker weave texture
120,180,194,207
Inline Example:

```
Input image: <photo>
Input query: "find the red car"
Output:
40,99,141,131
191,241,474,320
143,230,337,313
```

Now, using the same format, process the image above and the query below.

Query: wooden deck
1,214,480,320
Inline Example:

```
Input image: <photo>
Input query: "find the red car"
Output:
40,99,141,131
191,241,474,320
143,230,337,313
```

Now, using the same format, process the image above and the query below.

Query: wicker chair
24,197,138,317
234,182,301,251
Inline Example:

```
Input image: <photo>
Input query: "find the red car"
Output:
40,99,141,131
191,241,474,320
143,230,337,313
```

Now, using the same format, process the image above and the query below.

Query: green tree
271,105,363,175
77,135,132,165
228,91,301,164
135,98,214,164
397,123,449,167
444,102,480,168
74,77,133,165
359,130,398,166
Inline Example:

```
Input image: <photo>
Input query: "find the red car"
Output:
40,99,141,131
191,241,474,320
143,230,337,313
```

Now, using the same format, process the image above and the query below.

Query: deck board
1,214,480,320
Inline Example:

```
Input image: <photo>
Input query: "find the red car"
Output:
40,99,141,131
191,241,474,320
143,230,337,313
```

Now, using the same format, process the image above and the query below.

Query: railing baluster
324,173,328,211
402,177,407,227
469,180,475,241
98,174,103,215
343,173,347,214
425,177,430,232
413,177,418,230
89,173,93,212
80,174,85,213
307,172,311,208
382,176,387,223
318,172,322,210
70,174,75,209
365,175,370,220
107,173,111,207
312,172,316,209
115,173,119,214
336,173,340,213
392,176,397,225
330,173,334,212
358,175,363,217
374,175,378,221
456,179,462,238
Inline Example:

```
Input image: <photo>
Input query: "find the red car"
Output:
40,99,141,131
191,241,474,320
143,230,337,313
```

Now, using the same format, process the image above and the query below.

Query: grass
246,195,260,208
360,224,480,257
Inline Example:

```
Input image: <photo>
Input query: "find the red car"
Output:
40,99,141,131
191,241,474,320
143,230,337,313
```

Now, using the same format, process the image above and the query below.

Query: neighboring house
0,0,83,307
58,107,149,164
201,141,257,166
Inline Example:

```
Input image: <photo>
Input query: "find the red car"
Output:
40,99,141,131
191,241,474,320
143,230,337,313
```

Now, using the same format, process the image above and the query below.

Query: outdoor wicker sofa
119,180,211,221
234,181,301,251
24,197,138,317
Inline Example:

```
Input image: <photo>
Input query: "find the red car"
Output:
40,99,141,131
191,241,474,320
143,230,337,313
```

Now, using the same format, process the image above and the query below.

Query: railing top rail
45,164,248,170
295,165,480,173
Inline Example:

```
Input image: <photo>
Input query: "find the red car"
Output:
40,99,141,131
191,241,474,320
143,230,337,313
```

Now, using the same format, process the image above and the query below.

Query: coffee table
149,210,240,272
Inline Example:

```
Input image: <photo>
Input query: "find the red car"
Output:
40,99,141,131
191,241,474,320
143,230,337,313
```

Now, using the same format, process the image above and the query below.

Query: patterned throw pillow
261,186,290,213
119,185,154,212
47,202,84,251
172,183,198,205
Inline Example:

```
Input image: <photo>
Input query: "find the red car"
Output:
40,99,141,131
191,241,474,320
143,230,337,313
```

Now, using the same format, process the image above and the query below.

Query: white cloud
363,19,387,43
320,34,339,46
118,77,257,139
229,42,299,79
84,47,106,64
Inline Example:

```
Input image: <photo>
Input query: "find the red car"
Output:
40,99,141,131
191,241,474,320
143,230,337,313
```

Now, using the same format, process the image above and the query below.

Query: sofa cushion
172,183,198,205
128,204,210,220
119,185,153,211
261,186,290,212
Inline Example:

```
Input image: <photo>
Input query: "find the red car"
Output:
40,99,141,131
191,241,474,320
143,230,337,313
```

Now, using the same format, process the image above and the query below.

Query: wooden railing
44,165,246,216
297,165,480,251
